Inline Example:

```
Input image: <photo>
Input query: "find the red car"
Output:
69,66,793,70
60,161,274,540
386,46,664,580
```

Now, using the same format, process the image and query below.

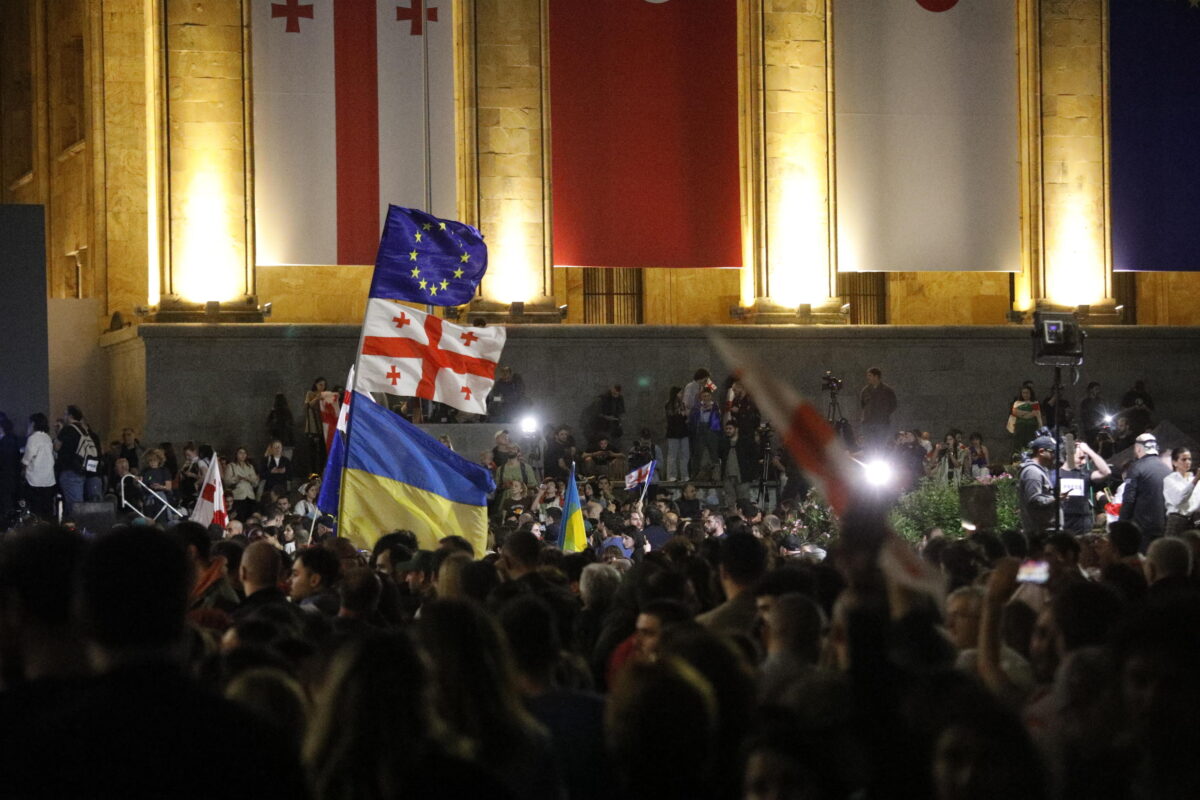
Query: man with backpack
56,405,103,514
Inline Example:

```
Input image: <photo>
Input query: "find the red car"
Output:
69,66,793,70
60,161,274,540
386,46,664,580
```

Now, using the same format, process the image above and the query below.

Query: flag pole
335,309,372,542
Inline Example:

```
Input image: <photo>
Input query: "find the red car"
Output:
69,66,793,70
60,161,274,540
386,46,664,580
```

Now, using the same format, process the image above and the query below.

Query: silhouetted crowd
1,495,1199,800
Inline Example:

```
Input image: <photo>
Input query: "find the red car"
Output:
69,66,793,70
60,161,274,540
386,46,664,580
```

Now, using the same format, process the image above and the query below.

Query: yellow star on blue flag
370,205,489,306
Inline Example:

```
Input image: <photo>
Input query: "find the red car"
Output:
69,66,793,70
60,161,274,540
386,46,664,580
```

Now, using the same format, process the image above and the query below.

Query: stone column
469,0,560,323
95,0,165,319
156,0,259,321
1030,0,1116,318
744,0,842,324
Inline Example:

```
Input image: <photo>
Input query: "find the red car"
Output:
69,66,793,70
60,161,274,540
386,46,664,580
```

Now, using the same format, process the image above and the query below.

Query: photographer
859,367,897,452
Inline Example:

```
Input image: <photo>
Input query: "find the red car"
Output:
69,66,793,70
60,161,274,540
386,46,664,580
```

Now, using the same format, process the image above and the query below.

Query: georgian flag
251,0,456,266
357,299,506,415
190,456,228,529
625,460,657,491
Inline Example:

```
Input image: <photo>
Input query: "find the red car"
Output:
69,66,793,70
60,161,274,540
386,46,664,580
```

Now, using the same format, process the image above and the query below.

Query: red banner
548,0,742,269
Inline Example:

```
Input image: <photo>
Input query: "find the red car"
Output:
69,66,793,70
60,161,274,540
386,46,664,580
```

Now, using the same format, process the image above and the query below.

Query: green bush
889,479,964,543
887,476,1022,542
992,477,1021,532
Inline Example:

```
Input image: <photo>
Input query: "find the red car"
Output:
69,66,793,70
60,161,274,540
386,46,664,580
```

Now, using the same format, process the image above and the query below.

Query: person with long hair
417,599,561,800
305,633,509,800
1008,385,1043,458
222,447,260,521
664,386,690,482
21,413,56,518
304,377,331,472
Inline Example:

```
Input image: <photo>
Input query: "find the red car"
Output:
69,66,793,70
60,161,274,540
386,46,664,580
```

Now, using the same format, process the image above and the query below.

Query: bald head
240,541,282,595
1145,537,1192,584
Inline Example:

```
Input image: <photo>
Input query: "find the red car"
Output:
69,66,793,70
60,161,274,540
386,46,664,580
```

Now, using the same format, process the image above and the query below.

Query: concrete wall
47,297,106,427
100,323,1200,467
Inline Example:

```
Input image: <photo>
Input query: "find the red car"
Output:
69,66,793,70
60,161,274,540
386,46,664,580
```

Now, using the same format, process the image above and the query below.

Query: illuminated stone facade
2,0,1198,327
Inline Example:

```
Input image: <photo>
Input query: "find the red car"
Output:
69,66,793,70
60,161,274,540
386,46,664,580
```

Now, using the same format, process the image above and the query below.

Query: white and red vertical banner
548,0,742,270
252,0,457,267
833,0,1020,272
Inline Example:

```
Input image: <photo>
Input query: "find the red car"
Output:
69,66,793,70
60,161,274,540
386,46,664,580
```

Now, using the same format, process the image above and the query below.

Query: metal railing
119,473,185,523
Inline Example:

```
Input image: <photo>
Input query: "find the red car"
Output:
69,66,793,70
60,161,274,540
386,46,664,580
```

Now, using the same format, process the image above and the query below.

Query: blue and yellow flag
558,464,587,553
340,394,495,553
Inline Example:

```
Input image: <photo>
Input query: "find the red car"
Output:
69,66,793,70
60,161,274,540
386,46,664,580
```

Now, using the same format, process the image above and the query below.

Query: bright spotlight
1103,415,1114,424
519,415,539,435
863,459,893,488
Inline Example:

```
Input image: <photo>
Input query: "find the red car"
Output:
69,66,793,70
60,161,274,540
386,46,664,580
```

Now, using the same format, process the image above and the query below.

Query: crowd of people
2,477,1199,798
0,371,1197,799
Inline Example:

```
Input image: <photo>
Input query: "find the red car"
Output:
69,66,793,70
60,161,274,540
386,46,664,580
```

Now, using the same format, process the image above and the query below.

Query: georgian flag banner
251,0,457,266
356,300,506,415
190,456,228,529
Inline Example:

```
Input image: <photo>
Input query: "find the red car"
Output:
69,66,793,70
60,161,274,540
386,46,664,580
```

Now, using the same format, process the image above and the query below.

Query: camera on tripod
821,371,844,393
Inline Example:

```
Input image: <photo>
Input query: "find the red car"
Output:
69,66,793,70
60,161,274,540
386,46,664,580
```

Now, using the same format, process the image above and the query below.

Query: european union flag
370,205,487,306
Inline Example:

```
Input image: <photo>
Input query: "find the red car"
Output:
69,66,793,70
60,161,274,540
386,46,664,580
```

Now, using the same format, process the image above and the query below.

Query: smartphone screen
1017,559,1050,584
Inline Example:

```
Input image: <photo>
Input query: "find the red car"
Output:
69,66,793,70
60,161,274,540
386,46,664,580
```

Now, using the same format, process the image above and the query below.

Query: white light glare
519,415,539,435
863,460,893,488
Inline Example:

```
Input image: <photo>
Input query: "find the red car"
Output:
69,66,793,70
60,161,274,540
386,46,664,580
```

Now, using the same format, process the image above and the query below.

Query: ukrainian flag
558,464,587,553
340,395,495,554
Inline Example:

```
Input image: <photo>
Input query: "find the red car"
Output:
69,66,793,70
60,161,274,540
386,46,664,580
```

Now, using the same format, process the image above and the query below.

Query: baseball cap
1029,434,1057,453
1135,433,1159,454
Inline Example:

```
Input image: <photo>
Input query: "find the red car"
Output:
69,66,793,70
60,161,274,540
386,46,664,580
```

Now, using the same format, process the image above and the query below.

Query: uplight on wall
485,207,539,303
1045,194,1105,308
175,171,243,303
768,172,831,307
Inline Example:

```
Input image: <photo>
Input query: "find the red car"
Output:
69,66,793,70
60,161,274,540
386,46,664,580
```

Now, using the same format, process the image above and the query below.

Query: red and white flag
356,300,505,415
251,0,456,267
336,366,355,433
190,457,228,529
625,460,657,491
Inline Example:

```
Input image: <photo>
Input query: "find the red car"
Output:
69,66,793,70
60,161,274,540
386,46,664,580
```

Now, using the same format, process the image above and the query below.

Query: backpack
71,424,100,474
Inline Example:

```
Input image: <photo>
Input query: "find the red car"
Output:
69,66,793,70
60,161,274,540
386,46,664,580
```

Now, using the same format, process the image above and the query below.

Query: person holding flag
189,454,227,531
324,206,498,549
624,459,657,508
558,464,588,554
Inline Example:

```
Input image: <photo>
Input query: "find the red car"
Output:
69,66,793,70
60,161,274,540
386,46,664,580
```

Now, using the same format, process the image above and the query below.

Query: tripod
756,426,774,509
826,389,855,450
825,389,845,425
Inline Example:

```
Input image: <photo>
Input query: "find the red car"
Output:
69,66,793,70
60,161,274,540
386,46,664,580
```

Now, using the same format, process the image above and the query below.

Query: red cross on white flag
356,299,506,415
251,0,456,267
189,455,228,529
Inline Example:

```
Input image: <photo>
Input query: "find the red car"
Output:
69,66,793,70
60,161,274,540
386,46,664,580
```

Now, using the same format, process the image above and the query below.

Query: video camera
821,371,844,393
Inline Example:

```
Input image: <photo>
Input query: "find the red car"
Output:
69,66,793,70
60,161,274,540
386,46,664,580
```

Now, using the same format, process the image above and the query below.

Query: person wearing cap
1018,434,1059,536
395,550,438,603
1119,433,1172,551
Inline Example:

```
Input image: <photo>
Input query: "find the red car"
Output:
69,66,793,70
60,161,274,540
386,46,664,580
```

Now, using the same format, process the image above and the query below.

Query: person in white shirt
1163,447,1200,537
21,413,57,518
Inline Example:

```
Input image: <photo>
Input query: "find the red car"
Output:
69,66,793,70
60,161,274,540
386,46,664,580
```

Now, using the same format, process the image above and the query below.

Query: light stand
1032,312,1086,531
